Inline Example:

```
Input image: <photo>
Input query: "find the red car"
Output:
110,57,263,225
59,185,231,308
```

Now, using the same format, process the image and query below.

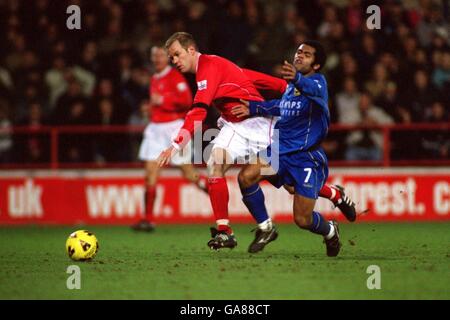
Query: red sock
208,177,232,234
144,186,156,221
319,184,341,204
196,175,209,193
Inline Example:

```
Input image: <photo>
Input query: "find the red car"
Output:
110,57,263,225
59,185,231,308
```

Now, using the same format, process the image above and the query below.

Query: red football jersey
193,54,264,122
149,66,192,123
173,54,269,148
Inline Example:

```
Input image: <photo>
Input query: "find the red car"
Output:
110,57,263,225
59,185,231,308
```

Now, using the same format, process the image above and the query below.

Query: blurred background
0,0,448,168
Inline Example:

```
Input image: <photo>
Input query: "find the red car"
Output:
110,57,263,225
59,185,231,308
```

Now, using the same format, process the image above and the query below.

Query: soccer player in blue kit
232,40,341,256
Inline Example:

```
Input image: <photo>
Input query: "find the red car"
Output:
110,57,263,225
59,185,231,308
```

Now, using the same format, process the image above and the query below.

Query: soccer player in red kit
158,32,275,249
131,44,208,232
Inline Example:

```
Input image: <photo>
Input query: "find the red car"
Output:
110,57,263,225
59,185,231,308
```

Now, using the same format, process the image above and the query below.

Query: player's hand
150,93,163,106
281,60,297,81
231,99,250,118
156,145,177,167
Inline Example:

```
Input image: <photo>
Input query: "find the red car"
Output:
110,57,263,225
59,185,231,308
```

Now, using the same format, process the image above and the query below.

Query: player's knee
145,177,157,187
293,203,313,229
182,171,197,182
293,214,312,229
207,156,226,177
238,168,259,188
207,162,224,177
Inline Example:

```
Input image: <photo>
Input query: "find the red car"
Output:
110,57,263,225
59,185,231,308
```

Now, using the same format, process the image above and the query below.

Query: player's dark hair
302,40,326,71
165,32,198,51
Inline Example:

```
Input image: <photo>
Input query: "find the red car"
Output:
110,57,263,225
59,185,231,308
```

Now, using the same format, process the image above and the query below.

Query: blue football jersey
249,72,330,155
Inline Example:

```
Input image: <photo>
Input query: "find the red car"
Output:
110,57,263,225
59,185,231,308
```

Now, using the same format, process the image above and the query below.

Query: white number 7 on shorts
304,168,312,183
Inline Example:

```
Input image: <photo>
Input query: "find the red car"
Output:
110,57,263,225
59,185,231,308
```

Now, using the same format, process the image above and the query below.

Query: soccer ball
66,230,99,261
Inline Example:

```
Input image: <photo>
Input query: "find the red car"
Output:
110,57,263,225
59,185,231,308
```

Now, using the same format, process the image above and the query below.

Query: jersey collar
154,65,172,79
195,53,202,73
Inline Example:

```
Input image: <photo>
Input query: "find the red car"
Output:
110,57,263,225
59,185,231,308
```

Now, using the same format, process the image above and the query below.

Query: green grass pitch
0,223,449,299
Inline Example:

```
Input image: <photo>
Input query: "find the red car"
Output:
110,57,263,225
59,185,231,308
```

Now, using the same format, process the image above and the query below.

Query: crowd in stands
0,0,448,164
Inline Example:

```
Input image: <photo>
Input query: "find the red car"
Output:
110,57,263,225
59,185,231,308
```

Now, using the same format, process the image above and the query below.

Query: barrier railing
0,123,449,169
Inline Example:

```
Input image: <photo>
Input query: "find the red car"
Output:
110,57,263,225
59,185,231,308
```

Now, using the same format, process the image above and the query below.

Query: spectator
0,65,14,107
336,77,361,124
128,99,150,162
375,81,404,121
57,100,93,163
51,78,87,124
432,50,450,90
44,56,68,107
421,101,450,159
186,1,212,52
14,101,50,163
343,92,394,161
317,4,340,39
5,33,26,72
365,63,390,102
249,4,288,73
215,0,252,65
128,99,149,126
345,0,363,36
404,69,441,122
78,41,100,75
355,33,378,76
92,98,129,163
416,4,450,48
0,101,12,163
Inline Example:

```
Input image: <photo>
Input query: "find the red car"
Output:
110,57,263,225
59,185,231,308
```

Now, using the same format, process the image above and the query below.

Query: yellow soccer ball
66,230,99,261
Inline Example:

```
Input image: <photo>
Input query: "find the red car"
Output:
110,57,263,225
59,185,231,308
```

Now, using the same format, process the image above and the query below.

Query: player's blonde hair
165,32,198,51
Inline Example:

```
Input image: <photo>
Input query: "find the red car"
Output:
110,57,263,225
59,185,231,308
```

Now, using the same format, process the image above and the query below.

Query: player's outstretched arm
232,99,281,118
242,68,288,96
156,104,208,167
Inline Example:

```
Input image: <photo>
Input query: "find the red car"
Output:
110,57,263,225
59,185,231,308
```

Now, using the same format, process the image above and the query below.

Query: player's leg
238,159,279,253
238,160,270,228
290,150,341,256
319,184,356,222
292,194,340,256
206,147,236,249
131,160,159,232
285,183,357,221
133,123,165,232
171,136,209,193
178,164,208,193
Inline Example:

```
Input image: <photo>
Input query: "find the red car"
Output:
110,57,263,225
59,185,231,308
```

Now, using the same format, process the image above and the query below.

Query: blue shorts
262,146,329,199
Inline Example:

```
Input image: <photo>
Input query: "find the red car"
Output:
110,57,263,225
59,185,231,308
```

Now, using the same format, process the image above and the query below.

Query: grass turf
0,223,449,300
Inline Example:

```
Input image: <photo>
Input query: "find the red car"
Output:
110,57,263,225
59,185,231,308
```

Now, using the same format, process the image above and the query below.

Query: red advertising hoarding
0,168,448,224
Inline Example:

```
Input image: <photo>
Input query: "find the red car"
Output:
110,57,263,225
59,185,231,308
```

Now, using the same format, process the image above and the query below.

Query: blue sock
240,184,270,224
308,211,331,236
